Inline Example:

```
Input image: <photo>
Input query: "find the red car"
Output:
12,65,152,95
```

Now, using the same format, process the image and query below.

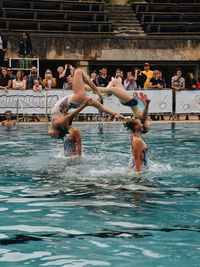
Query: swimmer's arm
1,121,5,126
132,139,142,172
54,102,88,127
73,128,82,156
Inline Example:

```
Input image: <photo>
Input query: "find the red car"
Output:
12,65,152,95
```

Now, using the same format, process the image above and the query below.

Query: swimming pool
0,122,199,267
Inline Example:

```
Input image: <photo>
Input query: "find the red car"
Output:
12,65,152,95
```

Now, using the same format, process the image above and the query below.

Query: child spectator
43,69,56,89
12,70,26,90
27,66,43,89
33,79,42,91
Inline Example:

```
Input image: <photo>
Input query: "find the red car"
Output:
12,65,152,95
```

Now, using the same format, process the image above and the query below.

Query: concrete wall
6,34,200,63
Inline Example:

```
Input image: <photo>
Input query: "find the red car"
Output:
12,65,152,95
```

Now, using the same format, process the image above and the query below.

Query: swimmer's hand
146,99,151,105
114,113,126,120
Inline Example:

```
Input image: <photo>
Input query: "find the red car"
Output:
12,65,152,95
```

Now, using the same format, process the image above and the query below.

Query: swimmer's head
124,118,143,133
141,121,150,134
5,110,12,120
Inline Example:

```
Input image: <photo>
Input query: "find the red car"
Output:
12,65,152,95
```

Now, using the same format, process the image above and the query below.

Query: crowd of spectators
1,63,200,92
1,61,200,91
0,32,200,120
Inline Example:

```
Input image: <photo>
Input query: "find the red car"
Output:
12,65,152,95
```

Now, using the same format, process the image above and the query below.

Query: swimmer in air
99,78,151,133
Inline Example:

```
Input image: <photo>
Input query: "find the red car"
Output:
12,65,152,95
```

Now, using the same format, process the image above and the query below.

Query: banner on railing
0,89,173,114
176,90,200,114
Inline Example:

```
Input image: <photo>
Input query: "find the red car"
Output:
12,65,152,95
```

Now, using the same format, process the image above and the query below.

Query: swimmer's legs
72,68,103,100
140,99,150,123
90,99,125,120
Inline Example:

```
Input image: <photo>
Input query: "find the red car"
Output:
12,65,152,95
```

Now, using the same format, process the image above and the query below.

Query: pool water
0,122,199,267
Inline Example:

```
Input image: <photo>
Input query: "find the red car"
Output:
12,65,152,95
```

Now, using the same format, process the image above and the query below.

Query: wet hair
141,126,149,134
123,118,138,132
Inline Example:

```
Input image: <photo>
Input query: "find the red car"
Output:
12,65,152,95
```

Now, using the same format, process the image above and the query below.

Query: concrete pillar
108,0,126,4
79,60,89,74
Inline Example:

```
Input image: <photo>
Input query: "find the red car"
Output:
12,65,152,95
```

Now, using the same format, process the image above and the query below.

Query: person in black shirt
56,65,69,89
0,33,7,67
149,70,165,89
133,68,147,88
98,67,111,87
0,68,11,92
185,72,197,90
19,32,33,57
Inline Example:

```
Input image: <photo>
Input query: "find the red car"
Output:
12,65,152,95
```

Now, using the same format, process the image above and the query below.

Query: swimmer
49,98,92,139
51,66,125,124
1,111,17,129
124,118,148,172
99,78,151,133
63,124,82,157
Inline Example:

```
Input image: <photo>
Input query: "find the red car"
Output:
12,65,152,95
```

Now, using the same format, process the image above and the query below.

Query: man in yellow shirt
142,62,153,88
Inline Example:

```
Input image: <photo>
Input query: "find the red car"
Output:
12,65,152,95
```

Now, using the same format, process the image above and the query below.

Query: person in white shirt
12,70,26,90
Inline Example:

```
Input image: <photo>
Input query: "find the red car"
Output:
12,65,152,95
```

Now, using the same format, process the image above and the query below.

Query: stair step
113,23,141,27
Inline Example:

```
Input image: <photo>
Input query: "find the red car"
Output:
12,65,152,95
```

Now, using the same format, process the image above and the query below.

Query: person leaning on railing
149,70,165,120
171,69,185,120
12,70,26,90
0,68,11,92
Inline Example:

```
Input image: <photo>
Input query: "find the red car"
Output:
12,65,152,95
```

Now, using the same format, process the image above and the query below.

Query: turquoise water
0,122,199,267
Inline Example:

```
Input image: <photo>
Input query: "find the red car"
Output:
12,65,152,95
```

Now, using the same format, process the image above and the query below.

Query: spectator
114,68,123,83
98,67,111,87
90,72,99,86
12,70,26,90
171,69,185,120
142,62,153,88
21,70,28,81
33,79,42,91
18,32,33,69
1,111,16,128
7,68,16,80
185,72,197,89
0,68,11,92
123,71,137,90
197,77,200,89
133,68,147,88
0,33,7,67
43,69,56,89
149,70,165,89
27,66,43,89
56,65,68,89
150,70,165,121
63,75,73,90
171,69,185,91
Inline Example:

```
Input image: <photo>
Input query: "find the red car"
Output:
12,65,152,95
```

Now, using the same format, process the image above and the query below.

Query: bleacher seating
0,0,113,34
133,1,200,35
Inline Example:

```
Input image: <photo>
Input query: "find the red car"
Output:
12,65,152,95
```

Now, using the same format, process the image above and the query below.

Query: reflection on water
0,123,200,266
